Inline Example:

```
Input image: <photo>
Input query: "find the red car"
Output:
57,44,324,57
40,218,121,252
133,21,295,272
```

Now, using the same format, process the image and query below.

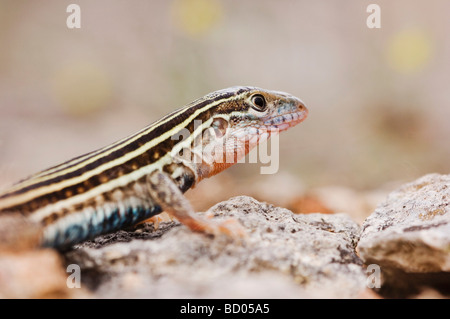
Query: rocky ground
0,173,449,298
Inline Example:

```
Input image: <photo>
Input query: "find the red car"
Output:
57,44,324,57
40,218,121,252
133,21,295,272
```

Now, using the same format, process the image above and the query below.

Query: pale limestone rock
66,196,368,298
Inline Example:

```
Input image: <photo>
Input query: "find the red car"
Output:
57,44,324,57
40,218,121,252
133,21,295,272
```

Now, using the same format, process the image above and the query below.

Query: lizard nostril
298,102,308,113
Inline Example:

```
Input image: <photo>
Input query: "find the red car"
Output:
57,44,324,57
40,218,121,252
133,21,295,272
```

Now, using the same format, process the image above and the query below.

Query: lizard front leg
146,170,246,238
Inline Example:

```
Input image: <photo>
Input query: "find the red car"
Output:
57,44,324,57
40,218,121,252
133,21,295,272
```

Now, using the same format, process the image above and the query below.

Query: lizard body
0,87,308,249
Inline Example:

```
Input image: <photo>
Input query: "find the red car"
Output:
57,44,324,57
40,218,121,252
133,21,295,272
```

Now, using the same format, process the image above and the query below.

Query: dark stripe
31,90,242,180
0,92,239,201
0,103,220,210
16,148,101,183
22,107,194,181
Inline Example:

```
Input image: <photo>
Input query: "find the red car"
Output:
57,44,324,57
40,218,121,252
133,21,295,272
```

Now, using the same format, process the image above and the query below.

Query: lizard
0,86,308,250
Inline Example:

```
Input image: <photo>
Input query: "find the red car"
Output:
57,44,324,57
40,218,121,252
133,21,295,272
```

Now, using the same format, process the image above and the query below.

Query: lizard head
178,86,308,179
215,86,308,137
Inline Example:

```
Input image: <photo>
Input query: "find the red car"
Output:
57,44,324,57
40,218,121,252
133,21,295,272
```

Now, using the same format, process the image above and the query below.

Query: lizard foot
181,215,248,240
137,212,174,230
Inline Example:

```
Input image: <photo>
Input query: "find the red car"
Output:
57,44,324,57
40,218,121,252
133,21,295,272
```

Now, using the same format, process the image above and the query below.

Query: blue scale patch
44,203,162,249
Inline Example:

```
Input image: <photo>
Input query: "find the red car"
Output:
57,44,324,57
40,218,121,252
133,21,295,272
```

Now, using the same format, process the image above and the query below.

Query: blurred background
0,0,449,220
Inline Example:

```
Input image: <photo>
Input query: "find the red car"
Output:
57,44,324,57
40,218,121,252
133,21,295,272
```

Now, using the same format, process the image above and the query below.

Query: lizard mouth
263,108,309,132
228,103,308,141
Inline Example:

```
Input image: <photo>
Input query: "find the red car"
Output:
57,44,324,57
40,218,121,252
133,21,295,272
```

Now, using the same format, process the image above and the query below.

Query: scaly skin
0,87,308,249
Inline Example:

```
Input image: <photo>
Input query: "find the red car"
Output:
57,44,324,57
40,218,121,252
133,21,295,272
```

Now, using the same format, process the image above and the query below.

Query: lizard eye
251,94,266,112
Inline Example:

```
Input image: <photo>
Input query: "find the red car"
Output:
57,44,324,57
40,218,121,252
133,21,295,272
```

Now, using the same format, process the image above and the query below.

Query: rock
288,194,335,215
247,172,306,207
0,214,43,252
0,249,90,298
65,196,369,298
357,174,450,296
357,174,450,272
307,186,391,224
0,214,91,298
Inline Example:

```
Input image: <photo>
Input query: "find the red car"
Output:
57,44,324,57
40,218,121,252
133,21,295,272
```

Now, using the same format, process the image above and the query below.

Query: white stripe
0,93,247,208
29,116,216,221
5,91,247,193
